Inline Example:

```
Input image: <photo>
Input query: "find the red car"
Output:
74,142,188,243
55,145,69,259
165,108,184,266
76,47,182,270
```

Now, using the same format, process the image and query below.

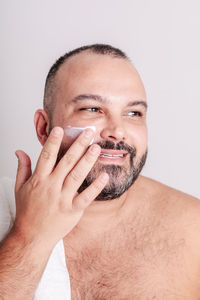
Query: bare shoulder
135,176,200,256
138,175,199,205
137,175,200,245
135,175,200,225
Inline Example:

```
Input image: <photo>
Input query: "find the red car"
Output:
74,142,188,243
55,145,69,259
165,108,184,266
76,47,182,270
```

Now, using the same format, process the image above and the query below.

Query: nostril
100,126,126,142
108,135,118,141
107,134,126,141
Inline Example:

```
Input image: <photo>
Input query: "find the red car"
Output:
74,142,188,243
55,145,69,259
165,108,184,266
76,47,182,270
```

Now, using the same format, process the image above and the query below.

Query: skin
1,52,200,299
34,53,200,299
0,125,108,298
34,52,148,236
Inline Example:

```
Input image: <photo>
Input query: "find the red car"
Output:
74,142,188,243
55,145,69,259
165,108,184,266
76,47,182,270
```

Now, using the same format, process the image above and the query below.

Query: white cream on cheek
64,125,96,145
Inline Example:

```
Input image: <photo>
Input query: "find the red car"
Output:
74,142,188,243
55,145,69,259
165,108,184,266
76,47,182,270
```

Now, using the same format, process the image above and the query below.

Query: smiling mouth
99,153,126,159
99,148,128,160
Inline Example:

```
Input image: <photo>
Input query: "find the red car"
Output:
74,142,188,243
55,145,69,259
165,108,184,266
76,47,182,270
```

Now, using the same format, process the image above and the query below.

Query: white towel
34,239,71,299
0,177,71,300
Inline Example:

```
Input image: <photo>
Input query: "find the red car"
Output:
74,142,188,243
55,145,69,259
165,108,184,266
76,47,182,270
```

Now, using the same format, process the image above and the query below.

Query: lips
99,149,128,159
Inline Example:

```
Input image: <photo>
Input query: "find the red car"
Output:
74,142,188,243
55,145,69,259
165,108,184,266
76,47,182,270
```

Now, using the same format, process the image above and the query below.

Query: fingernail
90,144,100,154
84,129,94,138
15,151,19,159
52,127,62,137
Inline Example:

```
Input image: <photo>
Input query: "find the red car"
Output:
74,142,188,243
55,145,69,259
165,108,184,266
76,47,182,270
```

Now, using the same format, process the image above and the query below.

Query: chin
78,150,148,201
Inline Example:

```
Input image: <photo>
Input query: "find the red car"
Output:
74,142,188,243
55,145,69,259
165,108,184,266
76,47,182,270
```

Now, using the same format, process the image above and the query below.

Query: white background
0,0,199,198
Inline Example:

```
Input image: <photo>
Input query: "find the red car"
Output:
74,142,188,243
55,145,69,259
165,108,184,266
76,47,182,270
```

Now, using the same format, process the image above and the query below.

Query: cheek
60,134,76,150
65,118,102,128
130,125,148,153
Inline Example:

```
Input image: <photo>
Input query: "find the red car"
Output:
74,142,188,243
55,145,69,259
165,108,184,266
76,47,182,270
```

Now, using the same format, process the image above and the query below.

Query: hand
13,127,109,246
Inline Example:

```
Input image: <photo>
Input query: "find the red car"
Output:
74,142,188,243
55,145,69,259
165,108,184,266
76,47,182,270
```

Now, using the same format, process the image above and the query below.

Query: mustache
95,140,136,157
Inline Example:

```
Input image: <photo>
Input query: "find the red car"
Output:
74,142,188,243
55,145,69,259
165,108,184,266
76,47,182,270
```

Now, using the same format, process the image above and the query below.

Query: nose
100,119,127,142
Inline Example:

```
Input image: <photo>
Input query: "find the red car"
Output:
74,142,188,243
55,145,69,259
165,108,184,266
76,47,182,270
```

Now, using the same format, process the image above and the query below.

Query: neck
76,191,128,234
72,176,144,239
63,176,150,251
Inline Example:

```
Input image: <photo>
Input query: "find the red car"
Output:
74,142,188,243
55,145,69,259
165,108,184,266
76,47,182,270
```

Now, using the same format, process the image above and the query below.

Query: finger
72,173,109,211
63,144,101,193
15,150,32,192
34,127,64,177
52,128,95,184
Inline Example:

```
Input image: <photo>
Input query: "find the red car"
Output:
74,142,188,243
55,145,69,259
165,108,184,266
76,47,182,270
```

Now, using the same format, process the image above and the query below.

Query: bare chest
64,222,200,300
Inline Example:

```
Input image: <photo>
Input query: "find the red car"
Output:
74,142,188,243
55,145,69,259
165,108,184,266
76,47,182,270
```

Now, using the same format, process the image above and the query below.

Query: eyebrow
70,93,148,111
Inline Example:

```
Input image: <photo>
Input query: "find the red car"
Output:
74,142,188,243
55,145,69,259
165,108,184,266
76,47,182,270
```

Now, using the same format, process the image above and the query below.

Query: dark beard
56,139,148,201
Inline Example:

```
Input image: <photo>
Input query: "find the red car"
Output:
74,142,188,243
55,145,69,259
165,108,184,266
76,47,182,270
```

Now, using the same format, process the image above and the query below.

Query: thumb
15,150,32,192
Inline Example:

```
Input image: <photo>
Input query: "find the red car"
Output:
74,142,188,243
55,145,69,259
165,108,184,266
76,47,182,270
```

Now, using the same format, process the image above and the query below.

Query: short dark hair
43,44,129,118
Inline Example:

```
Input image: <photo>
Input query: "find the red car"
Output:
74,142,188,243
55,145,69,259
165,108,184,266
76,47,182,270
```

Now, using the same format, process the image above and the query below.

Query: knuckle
48,135,60,145
59,200,70,213
92,179,103,191
46,184,56,197
84,152,95,164
29,173,41,189
17,164,24,172
41,149,52,160
81,194,91,205
69,170,80,183
63,153,76,165
78,138,88,147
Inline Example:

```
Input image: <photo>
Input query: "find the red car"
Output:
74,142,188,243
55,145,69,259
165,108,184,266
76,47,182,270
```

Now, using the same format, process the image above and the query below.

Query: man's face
51,53,148,200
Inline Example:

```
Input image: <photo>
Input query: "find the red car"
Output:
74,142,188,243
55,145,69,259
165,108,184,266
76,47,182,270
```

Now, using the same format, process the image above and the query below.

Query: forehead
56,52,146,105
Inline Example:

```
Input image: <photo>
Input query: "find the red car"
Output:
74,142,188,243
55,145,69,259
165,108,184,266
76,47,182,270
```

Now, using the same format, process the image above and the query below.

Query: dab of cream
64,125,96,145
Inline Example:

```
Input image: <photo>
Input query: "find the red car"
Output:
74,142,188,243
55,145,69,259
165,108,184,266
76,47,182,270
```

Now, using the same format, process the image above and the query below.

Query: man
0,44,200,299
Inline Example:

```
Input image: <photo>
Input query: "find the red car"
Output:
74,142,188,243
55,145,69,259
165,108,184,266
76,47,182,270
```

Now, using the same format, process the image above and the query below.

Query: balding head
43,44,130,120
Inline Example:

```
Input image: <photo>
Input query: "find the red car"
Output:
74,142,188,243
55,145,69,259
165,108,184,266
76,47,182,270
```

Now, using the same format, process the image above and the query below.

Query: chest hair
65,216,190,300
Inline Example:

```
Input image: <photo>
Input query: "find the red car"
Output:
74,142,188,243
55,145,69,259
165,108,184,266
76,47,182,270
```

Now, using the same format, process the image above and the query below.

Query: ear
34,109,50,146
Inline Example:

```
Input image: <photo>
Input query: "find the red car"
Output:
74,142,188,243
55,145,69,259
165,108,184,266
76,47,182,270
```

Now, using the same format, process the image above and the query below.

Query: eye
79,107,101,113
127,111,143,117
